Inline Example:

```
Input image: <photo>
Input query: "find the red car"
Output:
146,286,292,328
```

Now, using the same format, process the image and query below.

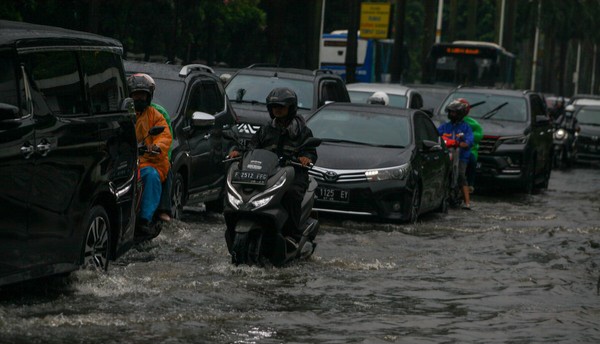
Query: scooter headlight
251,195,274,209
554,128,567,140
247,172,287,210
227,192,242,209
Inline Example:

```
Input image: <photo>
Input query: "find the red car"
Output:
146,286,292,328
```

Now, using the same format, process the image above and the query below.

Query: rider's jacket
248,116,317,183
437,120,474,163
463,116,483,160
135,106,172,182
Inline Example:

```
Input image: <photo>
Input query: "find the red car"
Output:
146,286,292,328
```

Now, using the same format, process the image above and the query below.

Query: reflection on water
1,168,599,343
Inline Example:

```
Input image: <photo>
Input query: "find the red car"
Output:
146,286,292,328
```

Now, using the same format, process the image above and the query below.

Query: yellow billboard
360,2,391,39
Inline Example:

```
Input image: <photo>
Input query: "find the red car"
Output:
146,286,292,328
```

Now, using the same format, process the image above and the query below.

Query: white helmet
367,91,389,106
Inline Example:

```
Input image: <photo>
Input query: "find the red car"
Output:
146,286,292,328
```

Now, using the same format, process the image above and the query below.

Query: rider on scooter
438,99,474,209
228,87,318,239
128,73,173,236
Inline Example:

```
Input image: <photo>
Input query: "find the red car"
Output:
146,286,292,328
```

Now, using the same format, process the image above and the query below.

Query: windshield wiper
481,102,509,120
321,138,404,148
234,99,263,105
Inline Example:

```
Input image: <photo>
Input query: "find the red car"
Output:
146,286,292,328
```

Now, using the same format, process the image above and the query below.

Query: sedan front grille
309,166,367,183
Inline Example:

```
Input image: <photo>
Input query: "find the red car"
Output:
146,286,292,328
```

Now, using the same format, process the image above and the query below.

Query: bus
425,40,515,88
319,30,395,83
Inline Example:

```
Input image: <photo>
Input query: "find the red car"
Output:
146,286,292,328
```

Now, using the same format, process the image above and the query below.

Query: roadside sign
360,2,391,39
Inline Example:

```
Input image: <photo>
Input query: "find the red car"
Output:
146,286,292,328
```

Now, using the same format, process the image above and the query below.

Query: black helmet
266,87,298,118
445,98,470,122
127,73,155,103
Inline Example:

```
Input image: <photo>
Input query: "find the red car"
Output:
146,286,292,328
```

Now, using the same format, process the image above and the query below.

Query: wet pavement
1,167,599,343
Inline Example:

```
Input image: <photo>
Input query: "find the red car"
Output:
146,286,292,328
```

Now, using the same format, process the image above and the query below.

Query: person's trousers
140,166,162,222
157,168,173,215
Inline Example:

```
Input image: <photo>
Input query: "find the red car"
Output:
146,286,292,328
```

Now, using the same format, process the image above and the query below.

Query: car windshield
307,108,411,147
576,107,600,125
440,92,528,122
414,88,450,110
225,75,313,109
152,78,185,118
348,90,407,108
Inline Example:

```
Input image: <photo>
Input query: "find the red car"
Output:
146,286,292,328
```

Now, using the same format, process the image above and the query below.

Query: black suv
436,88,553,193
124,61,237,217
1,21,138,286
223,65,350,140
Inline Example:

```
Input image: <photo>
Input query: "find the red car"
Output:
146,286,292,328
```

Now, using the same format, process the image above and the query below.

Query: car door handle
21,143,34,159
37,140,52,156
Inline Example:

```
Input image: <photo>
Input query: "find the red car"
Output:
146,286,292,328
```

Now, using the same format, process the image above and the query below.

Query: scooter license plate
316,187,349,203
232,170,269,185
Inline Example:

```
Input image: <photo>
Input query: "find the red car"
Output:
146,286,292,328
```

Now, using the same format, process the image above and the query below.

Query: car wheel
407,183,421,224
171,172,185,220
82,205,111,271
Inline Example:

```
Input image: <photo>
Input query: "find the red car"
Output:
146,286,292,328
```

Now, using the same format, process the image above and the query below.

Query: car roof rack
179,64,214,77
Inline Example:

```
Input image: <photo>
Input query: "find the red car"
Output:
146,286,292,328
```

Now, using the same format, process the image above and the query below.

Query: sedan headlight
365,163,410,182
499,135,528,145
553,128,568,140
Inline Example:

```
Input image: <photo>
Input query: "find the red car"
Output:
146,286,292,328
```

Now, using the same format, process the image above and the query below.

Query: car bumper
313,179,415,220
476,151,529,188
575,141,600,163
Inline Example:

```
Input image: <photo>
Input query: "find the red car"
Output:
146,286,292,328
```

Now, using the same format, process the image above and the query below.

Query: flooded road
1,167,599,343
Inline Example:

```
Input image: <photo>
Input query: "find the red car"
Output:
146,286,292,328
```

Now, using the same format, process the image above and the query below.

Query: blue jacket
437,121,474,162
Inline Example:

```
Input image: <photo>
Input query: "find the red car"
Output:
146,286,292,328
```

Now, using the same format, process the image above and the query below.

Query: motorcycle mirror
148,126,165,136
300,137,322,149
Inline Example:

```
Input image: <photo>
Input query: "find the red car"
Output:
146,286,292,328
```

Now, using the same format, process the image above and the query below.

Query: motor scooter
552,106,579,169
442,133,463,208
222,131,321,267
134,126,166,243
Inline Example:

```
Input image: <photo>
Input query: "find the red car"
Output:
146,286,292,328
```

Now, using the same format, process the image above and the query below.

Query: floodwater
1,167,599,343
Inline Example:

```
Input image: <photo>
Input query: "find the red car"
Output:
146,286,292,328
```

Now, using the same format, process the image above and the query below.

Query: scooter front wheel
232,232,249,265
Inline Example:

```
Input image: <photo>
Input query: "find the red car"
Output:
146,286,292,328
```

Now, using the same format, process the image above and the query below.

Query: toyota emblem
324,170,338,182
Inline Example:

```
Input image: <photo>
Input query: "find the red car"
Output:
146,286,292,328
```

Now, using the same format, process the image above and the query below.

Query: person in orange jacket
128,73,172,234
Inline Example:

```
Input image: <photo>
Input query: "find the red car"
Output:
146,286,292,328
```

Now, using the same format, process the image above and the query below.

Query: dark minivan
0,21,138,286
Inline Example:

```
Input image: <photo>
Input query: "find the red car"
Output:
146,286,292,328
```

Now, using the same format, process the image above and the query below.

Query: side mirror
0,103,20,121
148,126,165,136
191,111,216,127
565,104,575,112
299,137,322,150
422,139,442,152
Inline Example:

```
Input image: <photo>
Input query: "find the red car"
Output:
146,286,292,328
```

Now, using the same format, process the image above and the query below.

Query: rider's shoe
461,203,472,210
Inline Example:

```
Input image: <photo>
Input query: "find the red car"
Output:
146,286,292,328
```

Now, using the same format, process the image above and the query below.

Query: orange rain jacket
135,106,172,182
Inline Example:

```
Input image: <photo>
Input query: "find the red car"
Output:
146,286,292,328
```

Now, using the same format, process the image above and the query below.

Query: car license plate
316,187,349,202
232,170,268,185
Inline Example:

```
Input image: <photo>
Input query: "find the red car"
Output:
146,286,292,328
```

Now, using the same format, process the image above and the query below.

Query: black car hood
478,119,527,137
579,124,600,137
232,103,310,125
316,142,412,169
